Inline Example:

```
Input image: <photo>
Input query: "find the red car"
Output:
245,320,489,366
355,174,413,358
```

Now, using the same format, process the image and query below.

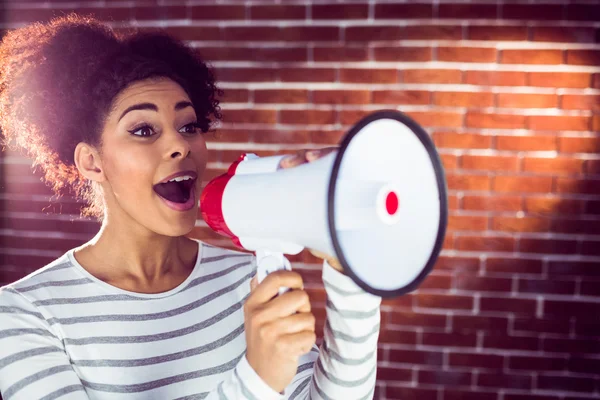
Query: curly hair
0,13,222,219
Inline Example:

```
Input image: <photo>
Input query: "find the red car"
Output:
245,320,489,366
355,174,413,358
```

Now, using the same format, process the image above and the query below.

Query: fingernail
306,150,320,159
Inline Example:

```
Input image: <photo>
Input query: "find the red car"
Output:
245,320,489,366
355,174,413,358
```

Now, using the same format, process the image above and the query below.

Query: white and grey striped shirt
0,240,381,399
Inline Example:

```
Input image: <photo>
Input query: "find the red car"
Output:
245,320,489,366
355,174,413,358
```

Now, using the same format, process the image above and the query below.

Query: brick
438,3,497,19
280,110,336,125
467,26,528,41
566,3,600,21
438,47,497,63
465,71,526,86
422,332,477,348
497,93,557,109
548,260,600,277
376,366,413,382
449,352,504,370
403,69,462,84
373,47,432,62
528,72,592,89
532,26,597,43
455,275,513,292
405,111,463,128
575,319,600,337
250,5,305,19
420,274,453,291
378,328,418,344
562,94,600,111
387,310,448,329
545,299,600,317
556,177,600,195
372,90,430,105
403,26,462,40
462,195,522,212
523,157,584,175
215,67,277,82
345,26,403,41
310,130,345,145
529,115,590,132
462,155,519,172
189,5,244,20
486,258,543,275
221,89,250,103
538,375,596,393
312,4,368,19
280,68,336,82
503,4,563,20
415,294,474,310
584,200,600,215
69,7,132,22
222,26,281,41
497,135,557,151
594,115,600,131
505,395,561,400
566,50,600,66
164,27,222,41
558,136,600,153
568,357,600,374
448,215,488,231
440,154,459,170
581,240,600,256
594,73,600,89
254,90,308,104
493,176,553,193
492,216,551,232
134,6,187,20
205,129,251,143
551,218,600,235
477,372,533,389
500,49,563,65
340,68,397,84
519,239,578,255
313,90,370,105
445,390,497,400
388,349,443,366
418,369,472,386
435,256,480,272
313,46,367,62
433,132,492,149
339,110,370,125
434,92,494,107
222,109,276,124
382,294,413,309
518,277,576,295
543,337,600,354
252,130,312,144
452,315,509,333
280,27,340,42
386,387,438,400
509,355,567,371
481,297,537,315
455,236,515,252
374,3,433,19
446,174,491,191
466,112,526,129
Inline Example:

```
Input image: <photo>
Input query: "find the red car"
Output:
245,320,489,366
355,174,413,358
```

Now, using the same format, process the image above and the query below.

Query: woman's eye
129,125,155,137
180,122,202,135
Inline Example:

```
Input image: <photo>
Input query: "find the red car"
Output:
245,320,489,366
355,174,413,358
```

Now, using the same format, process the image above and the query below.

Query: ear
74,142,106,183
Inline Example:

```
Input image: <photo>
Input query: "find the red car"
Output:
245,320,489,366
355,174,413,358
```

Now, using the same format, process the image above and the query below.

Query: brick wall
1,1,600,399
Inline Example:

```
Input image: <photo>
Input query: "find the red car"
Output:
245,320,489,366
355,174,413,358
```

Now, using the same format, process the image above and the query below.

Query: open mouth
153,175,196,204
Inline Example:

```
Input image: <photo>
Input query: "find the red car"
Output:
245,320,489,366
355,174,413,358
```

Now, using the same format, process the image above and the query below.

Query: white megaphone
200,110,448,297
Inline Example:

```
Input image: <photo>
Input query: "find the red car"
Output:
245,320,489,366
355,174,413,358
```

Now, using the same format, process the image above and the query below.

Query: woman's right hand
243,270,316,393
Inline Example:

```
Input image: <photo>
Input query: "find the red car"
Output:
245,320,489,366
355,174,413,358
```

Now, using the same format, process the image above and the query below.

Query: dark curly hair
0,13,222,219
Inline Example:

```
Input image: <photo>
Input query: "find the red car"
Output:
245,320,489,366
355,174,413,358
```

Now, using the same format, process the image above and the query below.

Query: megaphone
200,110,448,298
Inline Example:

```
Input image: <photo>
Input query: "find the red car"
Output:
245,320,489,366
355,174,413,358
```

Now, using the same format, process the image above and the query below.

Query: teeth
168,175,193,183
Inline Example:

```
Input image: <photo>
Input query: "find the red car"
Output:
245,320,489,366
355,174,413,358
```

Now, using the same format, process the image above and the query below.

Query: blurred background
1,0,599,399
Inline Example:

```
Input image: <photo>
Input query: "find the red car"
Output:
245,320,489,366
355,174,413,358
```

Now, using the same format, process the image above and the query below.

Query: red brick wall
1,1,600,399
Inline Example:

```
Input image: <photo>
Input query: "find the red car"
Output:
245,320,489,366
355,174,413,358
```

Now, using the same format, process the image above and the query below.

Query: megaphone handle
255,249,292,295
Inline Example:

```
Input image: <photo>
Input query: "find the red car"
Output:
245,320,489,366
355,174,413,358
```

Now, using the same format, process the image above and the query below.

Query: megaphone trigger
255,249,292,296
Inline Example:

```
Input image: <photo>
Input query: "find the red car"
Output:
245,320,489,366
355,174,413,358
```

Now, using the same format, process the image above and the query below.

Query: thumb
250,275,258,291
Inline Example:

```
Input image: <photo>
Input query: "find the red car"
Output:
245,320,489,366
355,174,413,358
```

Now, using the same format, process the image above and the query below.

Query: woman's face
98,77,208,237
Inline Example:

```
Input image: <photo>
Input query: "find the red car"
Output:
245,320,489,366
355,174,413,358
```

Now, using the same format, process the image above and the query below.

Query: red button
386,192,399,215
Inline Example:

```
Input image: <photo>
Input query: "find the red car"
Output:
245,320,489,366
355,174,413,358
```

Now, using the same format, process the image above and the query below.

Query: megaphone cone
200,110,448,297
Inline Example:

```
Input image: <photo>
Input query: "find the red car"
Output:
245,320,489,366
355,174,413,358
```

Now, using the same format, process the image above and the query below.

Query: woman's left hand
278,147,345,274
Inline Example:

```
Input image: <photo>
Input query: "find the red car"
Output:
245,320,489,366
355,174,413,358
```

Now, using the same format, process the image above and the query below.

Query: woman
0,14,381,399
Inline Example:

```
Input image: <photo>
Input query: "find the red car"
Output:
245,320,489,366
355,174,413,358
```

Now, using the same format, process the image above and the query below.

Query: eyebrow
118,101,194,122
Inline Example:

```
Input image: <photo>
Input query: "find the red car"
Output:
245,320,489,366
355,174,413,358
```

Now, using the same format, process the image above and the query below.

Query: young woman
0,14,381,399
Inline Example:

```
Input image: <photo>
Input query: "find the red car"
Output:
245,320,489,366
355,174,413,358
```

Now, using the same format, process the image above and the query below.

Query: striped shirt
0,240,381,399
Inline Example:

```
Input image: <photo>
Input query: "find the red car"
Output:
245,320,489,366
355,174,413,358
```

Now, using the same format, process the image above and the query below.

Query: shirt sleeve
306,260,382,400
0,287,89,400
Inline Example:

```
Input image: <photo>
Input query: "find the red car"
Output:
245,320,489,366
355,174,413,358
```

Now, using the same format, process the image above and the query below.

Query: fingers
245,270,304,309
250,276,258,291
263,312,315,337
279,147,339,169
278,331,317,355
306,147,338,162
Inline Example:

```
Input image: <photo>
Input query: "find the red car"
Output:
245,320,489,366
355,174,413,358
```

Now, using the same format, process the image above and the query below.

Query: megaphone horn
200,110,448,298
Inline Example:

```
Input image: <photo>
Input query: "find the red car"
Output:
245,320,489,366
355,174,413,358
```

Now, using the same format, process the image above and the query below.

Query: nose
166,131,192,160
